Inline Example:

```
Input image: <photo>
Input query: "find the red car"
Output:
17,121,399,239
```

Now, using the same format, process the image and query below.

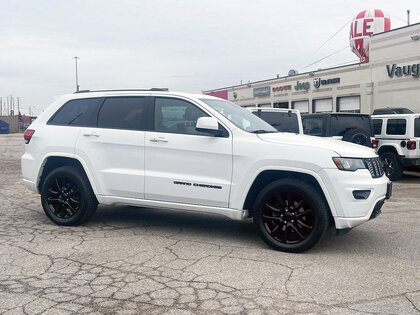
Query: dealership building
204,22,420,114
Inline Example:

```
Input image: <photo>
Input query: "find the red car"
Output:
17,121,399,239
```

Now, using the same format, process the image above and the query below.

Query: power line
302,46,349,69
298,19,352,69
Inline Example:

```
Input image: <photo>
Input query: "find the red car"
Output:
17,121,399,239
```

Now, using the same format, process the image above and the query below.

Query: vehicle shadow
87,205,386,254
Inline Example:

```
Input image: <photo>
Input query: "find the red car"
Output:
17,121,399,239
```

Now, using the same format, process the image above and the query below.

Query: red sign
272,85,291,92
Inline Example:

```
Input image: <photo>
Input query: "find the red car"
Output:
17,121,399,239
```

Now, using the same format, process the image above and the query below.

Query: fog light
353,190,371,200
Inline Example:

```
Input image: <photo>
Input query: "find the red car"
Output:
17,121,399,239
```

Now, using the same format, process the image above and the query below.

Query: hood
257,133,377,158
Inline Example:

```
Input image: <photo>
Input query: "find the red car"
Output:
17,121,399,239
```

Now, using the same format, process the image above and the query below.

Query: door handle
150,137,168,143
83,131,100,137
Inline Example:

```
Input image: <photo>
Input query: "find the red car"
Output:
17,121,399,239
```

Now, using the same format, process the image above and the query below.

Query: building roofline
371,21,420,37
203,61,362,93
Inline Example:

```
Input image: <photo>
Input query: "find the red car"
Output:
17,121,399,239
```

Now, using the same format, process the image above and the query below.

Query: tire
40,166,98,226
380,152,403,181
253,179,329,253
342,129,370,147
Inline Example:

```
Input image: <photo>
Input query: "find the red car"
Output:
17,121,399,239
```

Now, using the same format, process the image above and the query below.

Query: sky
0,0,419,115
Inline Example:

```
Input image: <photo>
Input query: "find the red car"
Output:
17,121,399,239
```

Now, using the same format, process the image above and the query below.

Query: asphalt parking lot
0,133,419,314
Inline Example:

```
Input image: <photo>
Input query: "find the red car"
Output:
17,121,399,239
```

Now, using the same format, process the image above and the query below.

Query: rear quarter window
415,118,420,137
372,119,383,135
386,119,406,135
48,98,102,126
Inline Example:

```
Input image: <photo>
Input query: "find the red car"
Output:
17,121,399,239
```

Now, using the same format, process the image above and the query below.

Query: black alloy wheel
380,152,403,181
261,190,315,244
254,179,329,253
45,176,81,219
41,166,98,226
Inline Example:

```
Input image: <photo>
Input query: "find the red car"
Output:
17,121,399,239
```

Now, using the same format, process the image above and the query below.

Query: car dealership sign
272,85,292,92
313,77,341,88
386,63,420,78
253,86,270,97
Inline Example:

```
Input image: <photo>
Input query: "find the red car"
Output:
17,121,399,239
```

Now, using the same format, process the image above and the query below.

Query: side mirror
196,117,222,136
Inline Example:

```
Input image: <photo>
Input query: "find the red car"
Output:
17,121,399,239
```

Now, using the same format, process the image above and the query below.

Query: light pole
73,56,80,92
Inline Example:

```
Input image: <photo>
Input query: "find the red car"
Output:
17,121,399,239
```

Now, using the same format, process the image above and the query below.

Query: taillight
24,129,35,144
372,140,379,148
407,141,416,150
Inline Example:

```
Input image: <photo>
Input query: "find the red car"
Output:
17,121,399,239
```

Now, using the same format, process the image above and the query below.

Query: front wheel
253,179,329,253
41,166,98,226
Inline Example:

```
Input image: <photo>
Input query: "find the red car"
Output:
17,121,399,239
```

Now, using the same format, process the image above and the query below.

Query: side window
154,98,210,135
415,118,420,137
386,119,406,135
97,97,145,130
48,98,102,126
372,119,383,135
303,118,323,136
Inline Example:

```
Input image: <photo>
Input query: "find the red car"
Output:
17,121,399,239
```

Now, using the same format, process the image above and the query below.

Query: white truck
22,89,392,252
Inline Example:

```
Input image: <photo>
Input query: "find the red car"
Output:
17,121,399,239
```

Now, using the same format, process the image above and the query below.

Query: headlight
332,157,366,171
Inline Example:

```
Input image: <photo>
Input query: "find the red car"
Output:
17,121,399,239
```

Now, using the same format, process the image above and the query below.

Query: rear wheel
381,152,403,181
41,166,98,226
253,179,329,253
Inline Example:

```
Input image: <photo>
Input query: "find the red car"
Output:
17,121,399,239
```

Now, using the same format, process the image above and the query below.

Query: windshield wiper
250,130,277,134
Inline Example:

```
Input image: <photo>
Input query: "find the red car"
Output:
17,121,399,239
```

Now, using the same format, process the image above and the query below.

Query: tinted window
386,119,406,135
415,118,420,137
303,118,323,136
253,111,299,133
372,119,383,135
154,98,210,135
330,116,372,137
48,98,101,126
98,97,145,130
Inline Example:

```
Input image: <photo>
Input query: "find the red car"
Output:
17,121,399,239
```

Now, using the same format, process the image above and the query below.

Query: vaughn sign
386,63,420,78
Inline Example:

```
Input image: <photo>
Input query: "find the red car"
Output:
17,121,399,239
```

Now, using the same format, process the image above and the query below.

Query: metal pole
73,56,80,92
407,10,410,25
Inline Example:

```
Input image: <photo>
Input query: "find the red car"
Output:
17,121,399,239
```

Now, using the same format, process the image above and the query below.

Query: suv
21,89,391,252
372,114,420,181
247,108,303,134
302,113,374,147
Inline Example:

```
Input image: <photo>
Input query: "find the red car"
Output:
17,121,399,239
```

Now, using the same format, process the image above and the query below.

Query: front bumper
319,168,391,229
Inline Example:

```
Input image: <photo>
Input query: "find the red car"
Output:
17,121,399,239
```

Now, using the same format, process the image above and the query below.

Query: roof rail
74,88,169,94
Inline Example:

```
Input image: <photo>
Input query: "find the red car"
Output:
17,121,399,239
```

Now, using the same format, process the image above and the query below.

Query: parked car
21,89,391,252
246,108,303,134
372,113,420,180
302,113,375,147
372,107,413,115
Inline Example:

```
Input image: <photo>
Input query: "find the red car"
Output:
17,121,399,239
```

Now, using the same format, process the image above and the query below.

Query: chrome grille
364,157,384,178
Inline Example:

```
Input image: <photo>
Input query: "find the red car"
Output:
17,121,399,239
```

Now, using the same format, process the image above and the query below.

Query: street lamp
73,56,80,92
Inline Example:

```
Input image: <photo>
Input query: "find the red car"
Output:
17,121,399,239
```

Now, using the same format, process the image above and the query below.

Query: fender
377,143,404,156
239,166,338,217
36,152,100,195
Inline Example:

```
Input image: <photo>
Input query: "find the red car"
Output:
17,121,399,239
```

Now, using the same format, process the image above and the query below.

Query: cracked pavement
0,133,419,314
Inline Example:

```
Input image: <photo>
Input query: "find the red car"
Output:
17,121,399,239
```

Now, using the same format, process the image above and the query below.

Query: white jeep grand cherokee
21,89,392,252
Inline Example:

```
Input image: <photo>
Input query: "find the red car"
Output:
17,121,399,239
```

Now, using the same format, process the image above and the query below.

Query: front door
145,97,232,208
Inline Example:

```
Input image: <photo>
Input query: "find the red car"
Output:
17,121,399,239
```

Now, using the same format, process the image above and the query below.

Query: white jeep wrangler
372,113,420,181
22,89,392,252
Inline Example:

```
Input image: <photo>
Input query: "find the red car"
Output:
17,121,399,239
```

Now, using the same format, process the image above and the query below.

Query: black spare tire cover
342,129,370,147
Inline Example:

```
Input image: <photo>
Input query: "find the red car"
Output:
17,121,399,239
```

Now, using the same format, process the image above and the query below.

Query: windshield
200,98,277,133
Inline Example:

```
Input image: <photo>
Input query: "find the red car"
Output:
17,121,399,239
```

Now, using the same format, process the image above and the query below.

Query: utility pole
73,56,80,92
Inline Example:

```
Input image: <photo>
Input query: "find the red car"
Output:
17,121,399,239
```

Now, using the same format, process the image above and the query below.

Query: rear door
144,96,232,208
75,96,147,199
